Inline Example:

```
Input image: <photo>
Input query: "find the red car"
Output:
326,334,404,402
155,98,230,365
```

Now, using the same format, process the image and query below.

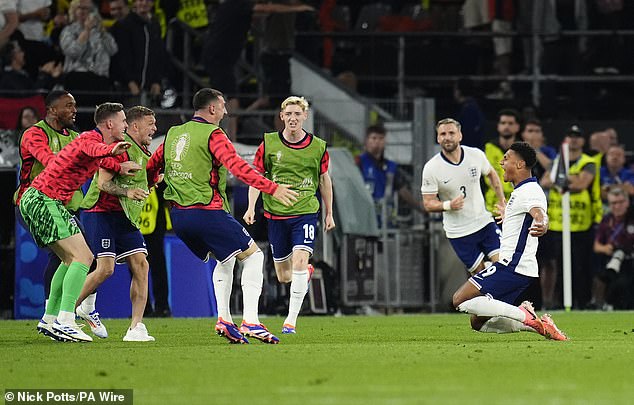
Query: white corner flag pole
561,142,573,311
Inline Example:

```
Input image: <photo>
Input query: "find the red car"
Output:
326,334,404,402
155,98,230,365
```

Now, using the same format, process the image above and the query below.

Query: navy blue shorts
267,213,318,261
468,262,534,304
170,208,253,263
448,222,501,272
81,211,147,264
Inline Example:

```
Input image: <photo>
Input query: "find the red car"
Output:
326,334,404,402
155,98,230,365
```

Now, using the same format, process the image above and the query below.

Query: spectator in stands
453,78,485,149
591,187,634,310
520,118,556,181
461,0,491,76
16,0,60,78
46,0,73,49
16,105,39,133
201,0,314,140
0,0,18,49
0,40,62,95
484,108,520,214
247,0,315,113
486,0,515,100
16,0,50,42
589,0,624,75
540,125,601,309
600,144,634,201
604,127,619,146
108,0,129,22
589,130,611,158
540,0,588,117
110,0,167,105
356,124,423,227
59,0,117,106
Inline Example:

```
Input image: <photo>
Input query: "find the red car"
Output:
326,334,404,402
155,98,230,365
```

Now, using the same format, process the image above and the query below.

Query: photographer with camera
591,186,634,310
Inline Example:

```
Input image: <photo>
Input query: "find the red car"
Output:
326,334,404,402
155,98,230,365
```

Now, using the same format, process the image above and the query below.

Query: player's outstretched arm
209,129,296,199
243,186,261,225
319,172,335,232
272,184,298,207
528,207,548,237
111,141,131,156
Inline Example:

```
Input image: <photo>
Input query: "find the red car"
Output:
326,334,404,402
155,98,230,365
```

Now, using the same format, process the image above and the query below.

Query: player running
422,118,506,274
243,96,335,334
19,102,131,343
76,106,161,342
149,88,298,344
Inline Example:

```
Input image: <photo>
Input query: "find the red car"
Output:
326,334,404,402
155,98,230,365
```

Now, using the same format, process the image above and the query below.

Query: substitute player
243,96,335,334
422,118,505,274
149,88,298,344
77,106,161,342
452,141,568,340
15,91,138,340
19,102,131,342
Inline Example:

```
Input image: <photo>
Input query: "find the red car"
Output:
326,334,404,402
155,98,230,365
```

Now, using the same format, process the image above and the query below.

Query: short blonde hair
280,96,309,112
435,118,461,131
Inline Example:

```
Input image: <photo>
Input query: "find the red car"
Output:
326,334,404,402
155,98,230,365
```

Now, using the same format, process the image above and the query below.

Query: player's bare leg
77,258,115,306
273,259,292,283
123,253,154,341
127,253,149,329
74,257,112,338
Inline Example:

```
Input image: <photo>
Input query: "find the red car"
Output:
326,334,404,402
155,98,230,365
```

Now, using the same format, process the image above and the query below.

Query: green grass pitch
1,312,633,405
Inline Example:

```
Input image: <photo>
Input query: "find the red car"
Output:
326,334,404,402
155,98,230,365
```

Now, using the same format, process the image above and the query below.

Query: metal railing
296,29,634,111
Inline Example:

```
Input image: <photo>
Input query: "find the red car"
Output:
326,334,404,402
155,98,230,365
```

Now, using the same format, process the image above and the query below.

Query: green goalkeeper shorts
19,187,81,247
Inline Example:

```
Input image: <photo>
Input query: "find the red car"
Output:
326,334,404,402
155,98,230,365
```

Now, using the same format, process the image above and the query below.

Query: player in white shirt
422,118,505,274
452,141,568,340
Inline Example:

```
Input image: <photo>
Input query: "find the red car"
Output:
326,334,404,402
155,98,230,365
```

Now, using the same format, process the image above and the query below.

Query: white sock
240,250,264,325
43,300,55,323
213,257,235,324
57,310,76,325
457,296,526,323
81,292,97,312
284,269,309,327
479,316,535,334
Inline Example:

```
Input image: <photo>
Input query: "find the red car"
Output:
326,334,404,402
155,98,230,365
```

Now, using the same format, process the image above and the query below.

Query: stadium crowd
0,1,633,322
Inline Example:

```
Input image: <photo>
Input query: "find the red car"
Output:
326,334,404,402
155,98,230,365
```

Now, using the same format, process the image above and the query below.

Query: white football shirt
498,178,547,277
421,146,494,238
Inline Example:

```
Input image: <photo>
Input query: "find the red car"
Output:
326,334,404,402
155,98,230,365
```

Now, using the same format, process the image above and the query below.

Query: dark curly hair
509,141,537,169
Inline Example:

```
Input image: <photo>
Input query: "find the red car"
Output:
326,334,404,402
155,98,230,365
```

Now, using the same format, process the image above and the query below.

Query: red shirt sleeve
208,129,277,195
145,148,162,187
21,127,55,166
81,133,118,158
146,143,164,187
320,149,329,174
148,143,164,172
253,142,265,173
